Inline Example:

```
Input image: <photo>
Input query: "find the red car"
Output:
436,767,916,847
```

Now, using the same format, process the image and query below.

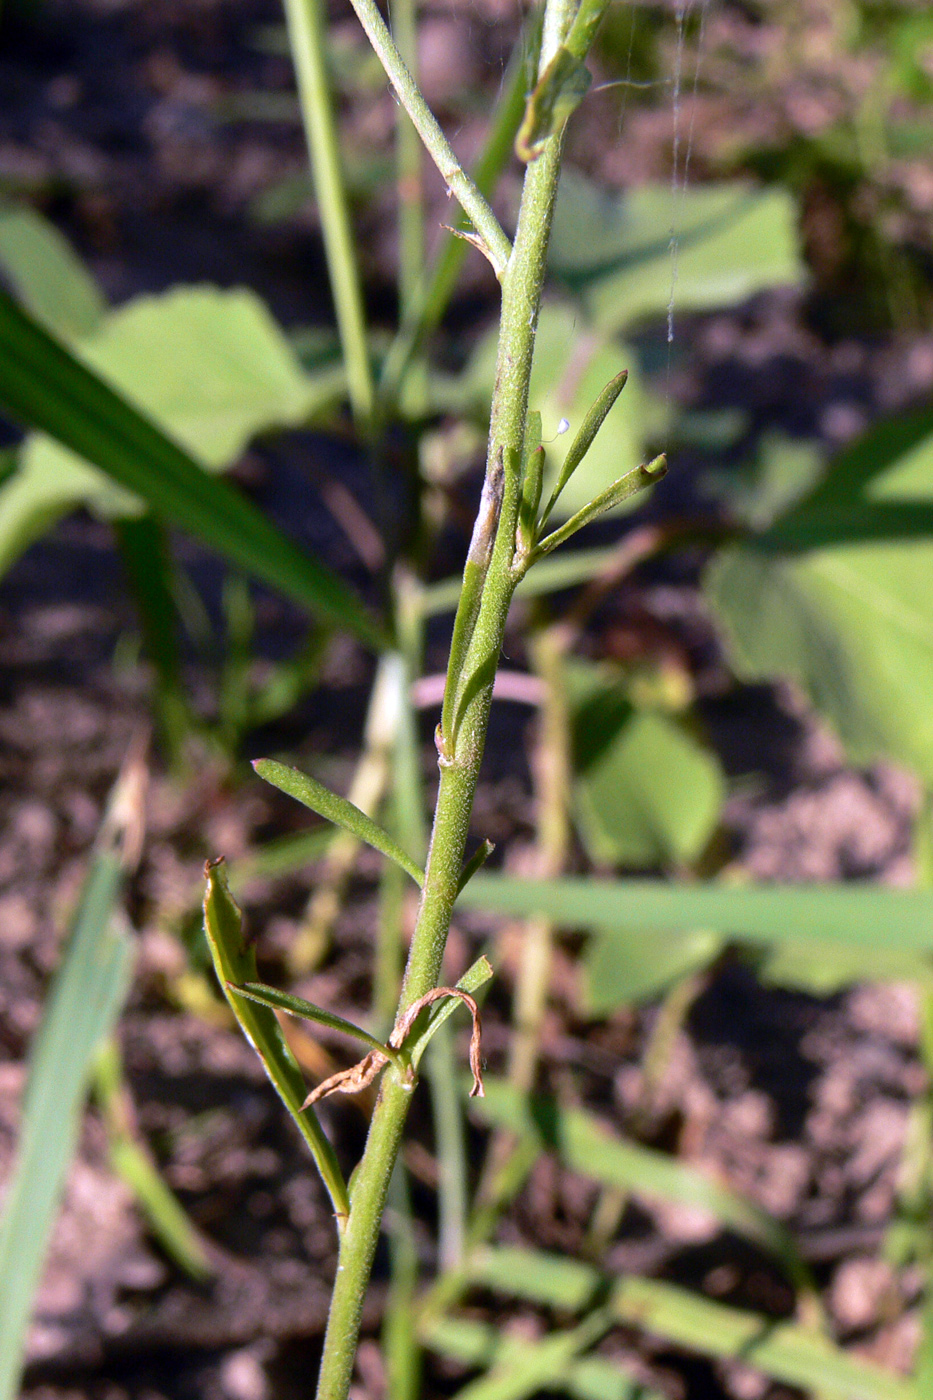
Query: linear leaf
422,1314,659,1400
539,371,628,529
0,851,134,1400
228,981,401,1064
253,758,425,886
0,288,385,649
108,1136,211,1280
468,1245,599,1311
452,1311,611,1400
459,875,933,954
202,858,349,1219
611,1276,915,1400
533,457,666,561
470,1082,812,1294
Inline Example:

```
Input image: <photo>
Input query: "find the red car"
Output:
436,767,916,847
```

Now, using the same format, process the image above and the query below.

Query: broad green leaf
550,175,802,333
0,205,106,340
466,304,645,522
0,288,384,648
582,925,722,1010
0,851,133,1400
470,1083,812,1293
202,858,349,1219
610,1276,915,1400
459,874,933,953
702,431,826,531
706,408,933,782
754,939,933,995
567,662,724,869
253,758,425,886
15,283,337,538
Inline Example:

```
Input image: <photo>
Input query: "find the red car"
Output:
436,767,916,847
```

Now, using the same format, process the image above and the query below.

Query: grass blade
0,287,385,650
422,1317,664,1400
0,851,134,1400
202,858,350,1221
452,1311,612,1400
610,1276,915,1400
468,1245,599,1311
254,757,426,887
471,1080,813,1294
93,1039,211,1280
460,875,933,954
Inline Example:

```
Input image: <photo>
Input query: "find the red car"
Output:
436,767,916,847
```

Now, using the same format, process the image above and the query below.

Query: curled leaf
303,982,487,1106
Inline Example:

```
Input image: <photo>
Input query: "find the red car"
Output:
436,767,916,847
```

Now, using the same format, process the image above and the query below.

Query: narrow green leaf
456,840,496,897
459,874,933,954
611,1276,915,1400
533,456,666,559
468,1245,599,1311
518,411,544,549
0,851,134,1400
550,177,803,334
464,307,645,526
451,1310,611,1400
228,981,401,1065
0,288,386,650
539,371,628,529
93,1039,210,1281
516,46,592,163
420,547,633,619
108,1137,212,1280
421,1317,663,1400
470,1081,813,1295
253,758,425,887
202,858,349,1219
229,826,334,888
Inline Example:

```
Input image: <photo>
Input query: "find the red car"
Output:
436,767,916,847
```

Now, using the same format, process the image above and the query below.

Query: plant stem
377,35,531,412
314,81,567,1400
390,0,425,335
345,0,512,277
282,0,375,426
